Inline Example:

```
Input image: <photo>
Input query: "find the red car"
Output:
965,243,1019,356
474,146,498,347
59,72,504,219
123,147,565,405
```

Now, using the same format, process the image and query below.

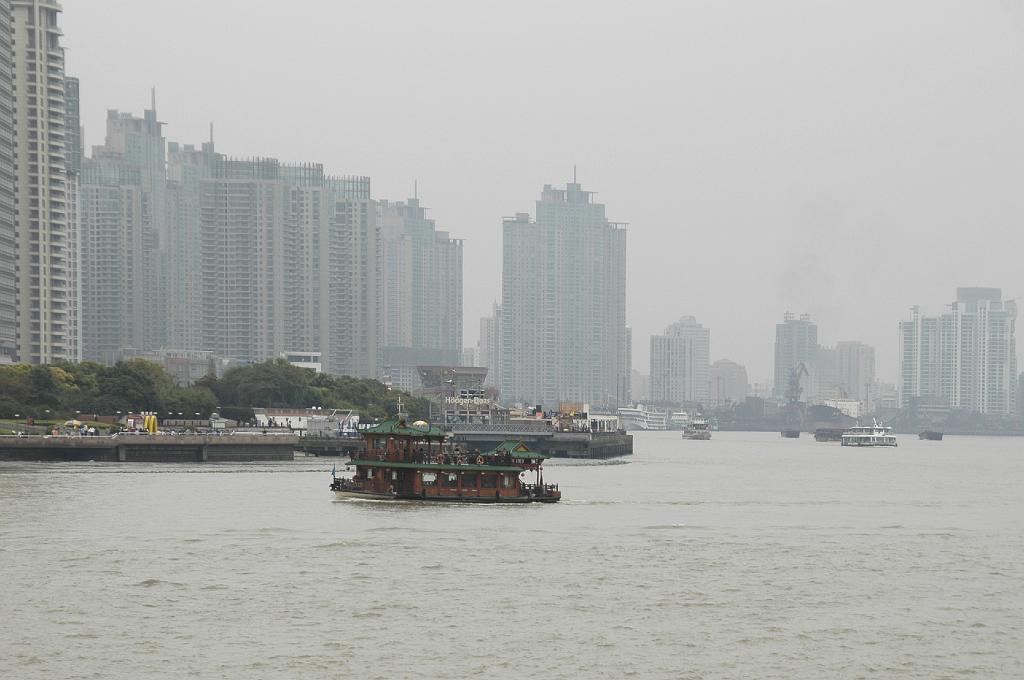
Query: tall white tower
11,0,68,363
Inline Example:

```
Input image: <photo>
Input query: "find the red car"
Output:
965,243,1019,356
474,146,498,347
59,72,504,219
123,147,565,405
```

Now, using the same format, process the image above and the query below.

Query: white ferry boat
682,418,711,440
669,411,690,430
645,410,668,431
617,405,668,431
841,422,897,447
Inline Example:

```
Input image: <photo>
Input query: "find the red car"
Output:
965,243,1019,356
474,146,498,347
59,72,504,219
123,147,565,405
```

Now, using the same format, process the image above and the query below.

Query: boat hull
332,489,396,500
333,489,558,503
840,440,898,447
682,432,711,440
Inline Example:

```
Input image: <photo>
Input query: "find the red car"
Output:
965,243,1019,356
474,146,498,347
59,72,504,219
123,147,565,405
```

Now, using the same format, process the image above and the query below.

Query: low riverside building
280,351,322,373
252,407,359,435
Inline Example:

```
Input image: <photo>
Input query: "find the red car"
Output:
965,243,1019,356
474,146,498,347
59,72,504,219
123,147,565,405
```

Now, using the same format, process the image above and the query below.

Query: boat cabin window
502,474,515,488
481,473,497,489
442,474,458,488
421,472,437,487
461,473,479,488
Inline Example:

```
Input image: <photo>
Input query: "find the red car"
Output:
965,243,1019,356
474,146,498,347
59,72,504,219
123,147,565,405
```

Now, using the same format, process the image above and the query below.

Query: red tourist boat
329,419,561,503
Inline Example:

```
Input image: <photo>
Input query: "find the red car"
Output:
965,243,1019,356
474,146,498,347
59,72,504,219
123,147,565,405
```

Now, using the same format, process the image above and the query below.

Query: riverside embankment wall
0,434,299,462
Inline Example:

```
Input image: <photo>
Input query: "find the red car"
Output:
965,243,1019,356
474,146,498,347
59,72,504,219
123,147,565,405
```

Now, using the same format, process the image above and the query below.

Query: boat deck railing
354,451,532,467
449,422,554,434
330,478,364,492
521,482,560,498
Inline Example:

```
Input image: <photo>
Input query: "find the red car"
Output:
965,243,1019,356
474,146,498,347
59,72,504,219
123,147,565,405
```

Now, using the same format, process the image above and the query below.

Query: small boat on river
780,429,801,439
330,419,560,503
841,422,898,447
814,428,845,442
919,430,943,441
682,418,711,440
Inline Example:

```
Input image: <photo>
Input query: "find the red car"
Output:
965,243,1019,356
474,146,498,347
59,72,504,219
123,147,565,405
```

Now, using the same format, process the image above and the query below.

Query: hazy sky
63,1,1024,384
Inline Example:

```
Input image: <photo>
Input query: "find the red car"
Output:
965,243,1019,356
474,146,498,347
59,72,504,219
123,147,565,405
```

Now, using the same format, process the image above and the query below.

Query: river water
1,431,1022,679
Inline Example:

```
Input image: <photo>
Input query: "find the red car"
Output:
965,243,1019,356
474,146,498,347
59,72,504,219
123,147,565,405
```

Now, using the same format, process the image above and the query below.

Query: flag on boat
331,464,336,477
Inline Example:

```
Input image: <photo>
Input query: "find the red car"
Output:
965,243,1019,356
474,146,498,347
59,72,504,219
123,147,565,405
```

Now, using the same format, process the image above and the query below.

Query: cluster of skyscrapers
78,112,463,383
3,4,1018,421
0,1,463,387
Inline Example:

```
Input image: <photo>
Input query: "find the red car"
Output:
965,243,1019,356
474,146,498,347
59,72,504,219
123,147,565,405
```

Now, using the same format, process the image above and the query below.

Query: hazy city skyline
62,1,1024,382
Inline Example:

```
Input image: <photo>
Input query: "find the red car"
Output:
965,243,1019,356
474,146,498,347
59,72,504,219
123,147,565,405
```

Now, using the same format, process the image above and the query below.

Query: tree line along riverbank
0,359,430,424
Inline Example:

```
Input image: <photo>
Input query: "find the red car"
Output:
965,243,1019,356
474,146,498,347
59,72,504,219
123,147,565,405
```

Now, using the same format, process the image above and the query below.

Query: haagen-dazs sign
444,396,490,407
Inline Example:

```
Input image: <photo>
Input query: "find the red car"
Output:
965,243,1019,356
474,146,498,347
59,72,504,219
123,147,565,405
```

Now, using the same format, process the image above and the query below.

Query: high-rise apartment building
80,108,166,362
63,75,80,361
650,316,711,405
477,302,501,389
63,76,80,173
835,341,875,406
500,182,627,409
11,0,69,364
899,288,1017,414
198,157,285,364
0,0,15,363
709,359,749,406
104,105,166,350
899,307,942,406
317,176,379,379
378,197,462,392
165,140,217,353
774,312,818,400
622,325,633,406
198,157,378,377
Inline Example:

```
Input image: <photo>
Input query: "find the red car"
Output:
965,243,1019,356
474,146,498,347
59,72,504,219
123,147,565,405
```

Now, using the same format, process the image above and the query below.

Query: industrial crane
786,362,809,404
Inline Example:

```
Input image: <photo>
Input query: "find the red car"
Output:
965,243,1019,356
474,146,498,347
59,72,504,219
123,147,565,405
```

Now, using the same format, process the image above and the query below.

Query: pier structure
0,433,299,462
449,423,632,459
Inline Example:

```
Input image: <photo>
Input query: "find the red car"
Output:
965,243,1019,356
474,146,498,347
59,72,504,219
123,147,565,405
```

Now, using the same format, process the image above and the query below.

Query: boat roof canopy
363,419,447,438
486,440,551,459
350,459,523,473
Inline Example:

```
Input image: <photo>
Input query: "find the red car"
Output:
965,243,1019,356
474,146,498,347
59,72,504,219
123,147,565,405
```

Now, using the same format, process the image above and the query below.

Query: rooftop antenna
573,164,577,184
414,179,418,200
150,86,156,113
209,121,214,145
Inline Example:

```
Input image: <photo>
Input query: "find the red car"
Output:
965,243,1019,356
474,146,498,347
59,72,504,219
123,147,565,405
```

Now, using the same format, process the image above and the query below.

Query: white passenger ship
841,422,898,447
617,405,668,431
